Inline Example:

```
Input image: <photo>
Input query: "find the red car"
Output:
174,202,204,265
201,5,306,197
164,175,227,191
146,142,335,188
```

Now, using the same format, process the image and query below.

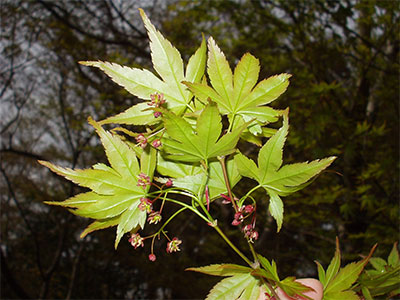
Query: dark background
1,1,399,299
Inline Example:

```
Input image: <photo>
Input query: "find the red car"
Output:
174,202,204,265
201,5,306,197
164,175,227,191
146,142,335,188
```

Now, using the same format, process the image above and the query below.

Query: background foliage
1,0,398,299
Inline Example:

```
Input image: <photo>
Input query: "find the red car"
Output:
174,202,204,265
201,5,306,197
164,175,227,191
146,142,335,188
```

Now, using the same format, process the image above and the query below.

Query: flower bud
148,254,156,262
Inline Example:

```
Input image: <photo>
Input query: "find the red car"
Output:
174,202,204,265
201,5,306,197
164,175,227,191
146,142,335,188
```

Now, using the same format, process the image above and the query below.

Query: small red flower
249,230,259,242
148,93,166,107
136,134,148,148
220,194,231,204
152,139,162,148
232,211,243,226
232,219,241,226
147,211,162,224
154,111,162,118
244,204,254,214
148,254,156,261
128,233,144,249
165,178,173,187
138,197,153,213
166,237,182,253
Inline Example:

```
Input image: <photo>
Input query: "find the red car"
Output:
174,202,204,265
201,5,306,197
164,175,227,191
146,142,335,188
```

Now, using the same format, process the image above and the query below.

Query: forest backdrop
1,0,399,299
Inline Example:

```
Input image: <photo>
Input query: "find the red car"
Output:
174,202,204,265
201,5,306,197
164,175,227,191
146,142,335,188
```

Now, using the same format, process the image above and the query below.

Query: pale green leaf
99,103,157,125
196,101,223,157
279,276,313,297
183,81,230,113
238,73,291,110
325,245,377,294
140,147,157,183
258,111,289,183
257,255,280,282
162,111,203,161
388,242,399,267
186,264,252,277
369,257,387,272
208,122,248,158
206,273,253,300
89,117,140,180
266,189,284,231
71,192,142,219
239,106,280,124
139,9,189,104
207,37,233,110
92,163,120,176
232,53,260,110
156,153,201,178
186,35,207,84
234,152,259,181
80,217,121,238
238,276,261,300
264,157,336,195
115,200,146,248
315,261,326,286
325,238,341,288
80,61,187,112
39,161,134,195
172,159,240,200
324,290,360,300
44,191,97,208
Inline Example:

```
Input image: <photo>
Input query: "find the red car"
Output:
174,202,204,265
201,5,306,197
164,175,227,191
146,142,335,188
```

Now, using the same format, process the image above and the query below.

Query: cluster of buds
148,93,166,118
129,233,144,249
231,204,255,226
137,173,151,189
147,211,162,224
136,134,148,148
138,197,153,213
243,224,259,243
166,237,182,253
148,92,166,107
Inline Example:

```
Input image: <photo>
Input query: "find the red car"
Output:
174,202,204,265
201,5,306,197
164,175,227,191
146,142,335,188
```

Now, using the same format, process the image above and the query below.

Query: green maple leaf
187,264,261,300
161,101,248,163
184,37,290,135
80,8,207,125
234,110,336,231
39,117,157,248
157,156,241,201
316,240,378,300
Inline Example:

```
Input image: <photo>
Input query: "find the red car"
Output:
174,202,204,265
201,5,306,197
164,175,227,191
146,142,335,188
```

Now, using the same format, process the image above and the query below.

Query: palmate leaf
171,158,241,201
186,264,252,277
80,9,207,123
187,264,261,300
206,274,259,300
157,153,240,201
184,38,290,135
234,111,336,231
322,244,377,299
161,101,247,163
40,118,157,248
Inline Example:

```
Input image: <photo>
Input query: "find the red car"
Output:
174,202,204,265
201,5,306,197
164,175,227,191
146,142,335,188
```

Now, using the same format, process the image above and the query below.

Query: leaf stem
163,197,209,223
218,155,239,212
213,225,253,267
239,184,263,207
156,207,187,235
